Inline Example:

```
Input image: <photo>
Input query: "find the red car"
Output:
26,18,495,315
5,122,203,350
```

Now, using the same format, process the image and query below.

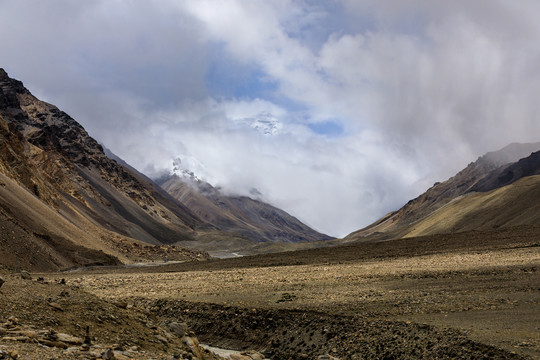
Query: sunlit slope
403,174,540,237
345,144,540,242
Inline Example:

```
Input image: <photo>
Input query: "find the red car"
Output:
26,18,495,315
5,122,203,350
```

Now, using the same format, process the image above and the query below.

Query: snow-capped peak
236,111,283,135
171,155,207,182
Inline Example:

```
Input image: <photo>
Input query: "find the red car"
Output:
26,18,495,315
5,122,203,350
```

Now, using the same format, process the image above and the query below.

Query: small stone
239,351,265,360
8,349,18,359
19,330,38,339
318,355,340,360
20,271,32,280
113,351,131,360
230,354,251,360
40,339,69,349
64,347,80,355
247,352,265,360
182,336,199,348
155,334,168,345
49,302,64,311
84,326,92,346
1,336,27,342
168,322,188,338
115,301,128,309
56,333,83,345
101,348,114,360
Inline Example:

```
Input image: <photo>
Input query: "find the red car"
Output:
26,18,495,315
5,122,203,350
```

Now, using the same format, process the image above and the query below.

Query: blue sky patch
308,120,344,137
205,52,278,100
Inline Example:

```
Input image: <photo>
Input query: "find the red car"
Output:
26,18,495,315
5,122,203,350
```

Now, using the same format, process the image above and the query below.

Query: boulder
20,271,32,280
168,322,188,338
56,333,83,345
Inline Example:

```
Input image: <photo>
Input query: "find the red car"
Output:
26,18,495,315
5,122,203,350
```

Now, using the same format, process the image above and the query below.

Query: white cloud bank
1,0,540,236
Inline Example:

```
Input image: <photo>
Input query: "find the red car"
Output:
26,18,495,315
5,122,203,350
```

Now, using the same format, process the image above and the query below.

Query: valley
1,225,535,359
1,69,540,359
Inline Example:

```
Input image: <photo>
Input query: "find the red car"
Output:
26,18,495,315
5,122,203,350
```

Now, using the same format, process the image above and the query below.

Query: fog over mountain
2,0,540,236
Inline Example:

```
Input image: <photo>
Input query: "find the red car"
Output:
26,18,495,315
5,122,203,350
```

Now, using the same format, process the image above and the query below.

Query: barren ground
41,226,540,359
1,226,539,359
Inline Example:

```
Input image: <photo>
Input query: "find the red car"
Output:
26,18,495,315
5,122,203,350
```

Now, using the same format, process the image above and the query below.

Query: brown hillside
159,175,333,254
345,143,540,241
345,143,540,242
0,68,210,270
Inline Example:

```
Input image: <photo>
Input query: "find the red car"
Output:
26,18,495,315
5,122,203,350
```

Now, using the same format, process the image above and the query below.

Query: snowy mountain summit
237,111,283,135
171,156,207,182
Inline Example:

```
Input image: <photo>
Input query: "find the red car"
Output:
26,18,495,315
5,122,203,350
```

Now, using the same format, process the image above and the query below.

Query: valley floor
1,226,539,359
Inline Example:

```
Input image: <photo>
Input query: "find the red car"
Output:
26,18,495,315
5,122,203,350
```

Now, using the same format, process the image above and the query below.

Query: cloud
1,0,540,237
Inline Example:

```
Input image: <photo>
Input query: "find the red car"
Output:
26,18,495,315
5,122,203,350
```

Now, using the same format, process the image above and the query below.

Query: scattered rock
276,292,296,303
56,332,83,345
168,321,188,338
0,276,4,288
48,302,64,311
245,351,265,360
84,326,92,346
182,336,199,348
115,301,129,309
40,339,68,349
101,348,115,359
318,355,340,360
155,334,169,345
15,330,38,339
113,351,132,360
182,336,204,359
230,354,251,360
19,271,31,280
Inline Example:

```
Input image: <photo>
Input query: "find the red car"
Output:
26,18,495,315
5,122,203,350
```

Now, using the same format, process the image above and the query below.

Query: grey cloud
1,0,540,237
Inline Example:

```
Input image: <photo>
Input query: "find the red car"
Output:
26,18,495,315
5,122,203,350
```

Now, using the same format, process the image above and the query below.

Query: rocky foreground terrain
1,225,538,359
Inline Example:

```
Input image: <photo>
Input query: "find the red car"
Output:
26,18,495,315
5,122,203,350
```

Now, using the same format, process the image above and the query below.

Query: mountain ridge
345,142,540,242
158,173,333,254
0,68,330,268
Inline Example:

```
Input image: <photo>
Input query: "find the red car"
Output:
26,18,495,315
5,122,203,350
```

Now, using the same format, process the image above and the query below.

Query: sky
1,0,540,237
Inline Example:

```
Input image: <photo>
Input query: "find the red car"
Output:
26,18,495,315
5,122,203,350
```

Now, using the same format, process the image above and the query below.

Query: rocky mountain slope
345,142,540,241
158,174,333,254
0,68,215,270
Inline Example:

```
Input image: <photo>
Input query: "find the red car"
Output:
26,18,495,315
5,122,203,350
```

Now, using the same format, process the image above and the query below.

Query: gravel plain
54,227,540,359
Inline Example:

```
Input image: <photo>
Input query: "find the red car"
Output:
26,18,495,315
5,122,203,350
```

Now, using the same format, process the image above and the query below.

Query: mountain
158,174,333,255
0,68,218,270
0,68,330,268
345,142,540,242
235,111,282,135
